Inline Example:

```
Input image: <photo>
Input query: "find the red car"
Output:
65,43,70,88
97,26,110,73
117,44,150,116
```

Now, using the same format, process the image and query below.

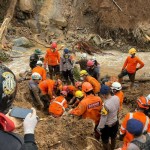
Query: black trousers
101,121,119,143
62,70,74,84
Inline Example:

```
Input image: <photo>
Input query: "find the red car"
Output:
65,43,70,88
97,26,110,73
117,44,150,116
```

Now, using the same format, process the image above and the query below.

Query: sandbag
19,0,35,12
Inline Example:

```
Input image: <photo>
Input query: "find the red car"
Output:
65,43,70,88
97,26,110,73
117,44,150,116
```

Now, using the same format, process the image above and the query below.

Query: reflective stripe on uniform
52,99,66,111
143,116,149,132
129,113,133,119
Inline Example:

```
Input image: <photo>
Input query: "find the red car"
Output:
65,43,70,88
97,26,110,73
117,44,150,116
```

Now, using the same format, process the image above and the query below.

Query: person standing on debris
86,60,100,81
32,60,46,81
119,96,150,149
29,73,44,110
97,85,120,150
60,48,75,85
49,91,68,117
80,70,101,94
118,48,144,88
0,65,38,150
111,82,124,111
70,82,102,139
29,49,43,70
91,56,100,79
75,53,88,70
44,42,60,79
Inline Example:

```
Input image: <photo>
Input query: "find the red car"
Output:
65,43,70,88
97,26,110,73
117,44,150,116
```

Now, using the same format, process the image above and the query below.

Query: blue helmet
64,48,69,54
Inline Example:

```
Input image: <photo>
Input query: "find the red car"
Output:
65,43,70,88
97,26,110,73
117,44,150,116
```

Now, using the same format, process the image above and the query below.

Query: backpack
131,134,150,150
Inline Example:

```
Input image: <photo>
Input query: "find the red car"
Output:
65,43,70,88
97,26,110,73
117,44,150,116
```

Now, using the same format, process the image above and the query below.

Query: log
0,0,18,49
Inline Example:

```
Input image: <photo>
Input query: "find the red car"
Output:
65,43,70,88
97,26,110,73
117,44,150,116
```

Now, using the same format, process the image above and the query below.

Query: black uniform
0,130,38,150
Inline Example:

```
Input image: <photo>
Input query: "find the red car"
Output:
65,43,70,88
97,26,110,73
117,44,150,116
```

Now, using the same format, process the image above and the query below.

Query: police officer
0,64,38,150
97,85,120,150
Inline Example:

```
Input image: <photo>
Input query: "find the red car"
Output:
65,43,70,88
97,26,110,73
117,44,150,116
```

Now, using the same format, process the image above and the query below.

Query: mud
13,76,150,150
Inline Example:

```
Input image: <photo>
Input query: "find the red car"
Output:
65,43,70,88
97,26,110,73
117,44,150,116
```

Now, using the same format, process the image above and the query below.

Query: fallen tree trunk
0,0,18,49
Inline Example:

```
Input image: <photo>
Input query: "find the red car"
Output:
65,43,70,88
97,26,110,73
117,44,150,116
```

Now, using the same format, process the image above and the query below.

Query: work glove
23,108,38,134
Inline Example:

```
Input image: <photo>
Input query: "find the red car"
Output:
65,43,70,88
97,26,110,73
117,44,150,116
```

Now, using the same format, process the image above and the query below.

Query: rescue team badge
2,72,16,95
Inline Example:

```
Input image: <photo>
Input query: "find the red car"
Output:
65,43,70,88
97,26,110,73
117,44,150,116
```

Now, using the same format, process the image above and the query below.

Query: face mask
64,54,69,58
80,77,84,81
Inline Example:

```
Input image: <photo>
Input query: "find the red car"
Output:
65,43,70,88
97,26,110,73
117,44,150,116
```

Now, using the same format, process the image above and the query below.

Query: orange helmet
137,96,149,110
75,81,82,88
82,82,93,92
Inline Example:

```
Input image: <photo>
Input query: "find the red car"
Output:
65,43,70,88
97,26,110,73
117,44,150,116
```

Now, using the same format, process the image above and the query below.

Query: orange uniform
70,94,102,125
39,79,55,98
85,76,101,94
120,111,150,144
32,66,46,80
44,49,60,66
115,91,124,110
122,56,144,74
49,96,68,117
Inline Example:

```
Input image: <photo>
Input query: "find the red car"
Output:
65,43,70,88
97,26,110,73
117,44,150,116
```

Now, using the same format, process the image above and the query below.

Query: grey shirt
98,95,120,129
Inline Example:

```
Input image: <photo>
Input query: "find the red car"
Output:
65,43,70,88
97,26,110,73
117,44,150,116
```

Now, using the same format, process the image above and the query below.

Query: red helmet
62,85,68,92
137,96,149,110
51,42,57,49
60,91,67,96
75,81,82,88
87,60,94,67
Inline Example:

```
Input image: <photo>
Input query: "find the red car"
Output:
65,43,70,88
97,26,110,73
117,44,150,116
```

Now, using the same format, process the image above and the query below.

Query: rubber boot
49,73,53,79
110,138,116,150
130,82,134,89
103,143,111,150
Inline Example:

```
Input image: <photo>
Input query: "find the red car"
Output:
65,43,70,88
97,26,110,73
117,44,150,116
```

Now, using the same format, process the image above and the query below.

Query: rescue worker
126,119,150,150
111,82,124,111
0,64,38,150
145,94,150,117
118,48,144,88
44,42,60,79
71,90,85,108
86,60,100,80
97,85,120,150
75,81,82,90
39,79,62,106
29,73,44,109
75,53,88,70
70,82,102,140
60,48,75,85
62,85,76,102
91,56,100,79
32,60,46,81
29,49,43,70
119,96,150,149
49,91,68,117
80,70,101,94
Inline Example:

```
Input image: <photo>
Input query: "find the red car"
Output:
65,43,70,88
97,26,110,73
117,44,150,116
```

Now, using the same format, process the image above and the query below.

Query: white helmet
81,53,87,59
146,94,150,101
111,82,122,90
37,60,43,65
31,72,42,80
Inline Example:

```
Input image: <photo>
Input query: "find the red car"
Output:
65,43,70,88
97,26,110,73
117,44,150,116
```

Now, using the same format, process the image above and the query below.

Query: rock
12,37,34,48
25,19,38,32
93,36,101,46
19,0,35,13
53,18,68,28
12,46,27,52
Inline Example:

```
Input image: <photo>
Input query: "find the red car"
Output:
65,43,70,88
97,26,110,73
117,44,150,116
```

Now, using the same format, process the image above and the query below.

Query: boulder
52,18,68,28
25,19,38,32
12,37,34,48
19,0,35,13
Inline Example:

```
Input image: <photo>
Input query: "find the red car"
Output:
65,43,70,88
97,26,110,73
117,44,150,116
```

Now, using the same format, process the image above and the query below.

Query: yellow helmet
80,70,88,76
129,48,136,54
75,90,84,98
